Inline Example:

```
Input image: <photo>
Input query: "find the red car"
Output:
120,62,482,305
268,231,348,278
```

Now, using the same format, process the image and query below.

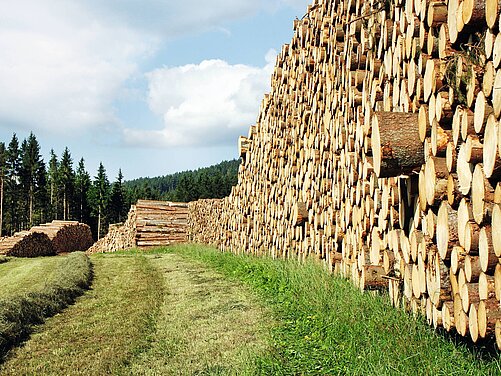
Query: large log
371,112,424,177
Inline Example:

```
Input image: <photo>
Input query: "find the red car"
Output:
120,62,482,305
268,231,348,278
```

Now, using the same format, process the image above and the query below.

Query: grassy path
0,253,270,375
3,245,501,375
126,254,270,375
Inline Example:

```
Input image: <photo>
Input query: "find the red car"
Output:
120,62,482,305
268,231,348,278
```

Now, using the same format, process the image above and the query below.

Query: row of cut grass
0,254,164,375
1,252,272,375
163,244,501,375
0,252,92,360
0,256,65,299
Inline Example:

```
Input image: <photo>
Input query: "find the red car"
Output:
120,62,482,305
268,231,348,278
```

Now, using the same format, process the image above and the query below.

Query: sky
0,0,311,181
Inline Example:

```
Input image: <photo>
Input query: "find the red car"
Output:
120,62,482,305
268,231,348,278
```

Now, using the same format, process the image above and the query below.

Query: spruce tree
0,142,6,235
58,147,74,220
75,158,91,224
109,169,126,224
47,150,59,220
90,162,110,239
5,134,20,234
19,133,44,226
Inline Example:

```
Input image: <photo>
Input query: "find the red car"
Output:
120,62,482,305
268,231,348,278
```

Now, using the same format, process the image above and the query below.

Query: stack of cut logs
135,200,189,248
88,200,189,253
30,220,94,254
0,231,54,257
87,205,137,254
0,220,93,257
188,0,501,348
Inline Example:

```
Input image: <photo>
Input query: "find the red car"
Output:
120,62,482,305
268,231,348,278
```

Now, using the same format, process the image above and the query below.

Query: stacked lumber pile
0,221,93,257
88,200,189,253
87,205,137,254
135,200,189,248
30,220,94,254
188,0,501,347
0,231,54,257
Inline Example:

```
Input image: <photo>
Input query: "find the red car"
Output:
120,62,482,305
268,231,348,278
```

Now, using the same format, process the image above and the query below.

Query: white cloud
0,0,157,136
0,0,309,141
123,50,277,147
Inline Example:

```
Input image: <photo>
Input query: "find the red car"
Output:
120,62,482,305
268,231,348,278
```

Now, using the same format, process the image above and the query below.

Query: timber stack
30,220,94,254
135,200,189,248
188,0,501,348
0,220,94,257
88,200,189,253
0,231,54,257
87,205,137,254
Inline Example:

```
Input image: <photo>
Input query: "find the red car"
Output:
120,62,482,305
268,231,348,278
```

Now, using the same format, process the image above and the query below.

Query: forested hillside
0,132,238,239
124,159,239,203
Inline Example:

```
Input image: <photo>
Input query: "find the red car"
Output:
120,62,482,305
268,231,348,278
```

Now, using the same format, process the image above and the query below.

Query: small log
478,300,501,338
483,115,501,178
485,0,501,28
437,201,459,260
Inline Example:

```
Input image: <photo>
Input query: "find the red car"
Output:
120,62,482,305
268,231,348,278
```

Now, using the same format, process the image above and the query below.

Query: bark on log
371,112,424,178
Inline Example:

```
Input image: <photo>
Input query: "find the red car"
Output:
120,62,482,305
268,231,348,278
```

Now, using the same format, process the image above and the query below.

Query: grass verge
0,252,92,360
0,254,163,375
163,244,501,376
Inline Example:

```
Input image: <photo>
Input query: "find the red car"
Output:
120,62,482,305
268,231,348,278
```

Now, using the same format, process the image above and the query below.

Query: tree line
0,132,239,239
0,132,129,239
124,159,239,203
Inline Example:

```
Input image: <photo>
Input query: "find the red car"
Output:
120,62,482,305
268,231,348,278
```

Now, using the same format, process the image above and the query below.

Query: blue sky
0,0,311,180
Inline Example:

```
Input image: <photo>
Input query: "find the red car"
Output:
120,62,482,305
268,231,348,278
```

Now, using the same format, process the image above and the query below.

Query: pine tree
47,150,59,220
35,159,48,224
109,169,126,224
19,133,44,227
58,147,74,220
176,173,198,202
0,142,6,235
90,162,110,239
74,158,91,224
5,134,21,234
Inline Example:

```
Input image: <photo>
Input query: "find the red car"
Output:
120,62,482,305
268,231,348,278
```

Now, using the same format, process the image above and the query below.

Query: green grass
163,244,501,376
125,253,270,375
0,252,92,360
0,254,163,375
3,244,501,375
0,256,65,299
0,252,271,375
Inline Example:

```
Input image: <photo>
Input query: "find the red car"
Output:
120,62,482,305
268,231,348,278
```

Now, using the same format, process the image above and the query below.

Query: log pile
0,232,54,257
88,200,189,253
30,220,94,254
135,200,189,249
188,0,501,348
87,206,137,254
0,221,94,257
